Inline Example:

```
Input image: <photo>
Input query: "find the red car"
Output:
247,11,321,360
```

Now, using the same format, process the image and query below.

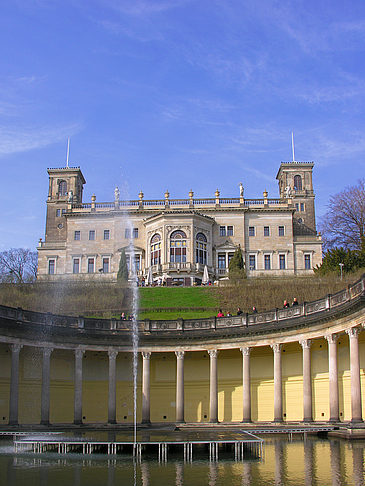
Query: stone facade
37,162,322,283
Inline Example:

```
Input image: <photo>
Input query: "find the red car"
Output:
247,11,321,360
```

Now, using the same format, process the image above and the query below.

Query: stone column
108,350,118,424
346,327,362,422
175,351,185,423
300,340,313,422
142,352,151,424
240,347,251,422
271,344,283,422
208,350,219,423
9,344,23,425
41,347,53,425
325,334,339,422
74,349,85,425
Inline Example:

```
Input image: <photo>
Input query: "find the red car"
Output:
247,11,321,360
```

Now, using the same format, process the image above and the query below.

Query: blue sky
1,0,364,249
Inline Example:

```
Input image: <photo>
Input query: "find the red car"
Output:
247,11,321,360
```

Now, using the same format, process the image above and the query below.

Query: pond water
0,435,364,485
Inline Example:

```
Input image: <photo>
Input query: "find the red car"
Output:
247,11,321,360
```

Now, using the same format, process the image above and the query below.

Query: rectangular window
102,257,109,273
264,226,270,237
219,226,226,237
227,226,234,236
73,258,80,274
249,226,255,237
89,230,95,241
279,254,286,270
264,254,271,270
56,209,61,217
125,228,130,239
295,203,299,211
278,226,285,236
249,255,256,270
88,258,95,273
48,259,55,275
74,231,80,241
133,228,139,239
134,255,140,271
218,253,226,269
304,254,311,270
62,209,67,215
300,203,305,212
104,230,110,240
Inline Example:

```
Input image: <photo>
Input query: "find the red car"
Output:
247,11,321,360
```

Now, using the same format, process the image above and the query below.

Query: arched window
58,180,67,196
170,230,187,263
294,175,302,191
196,232,207,265
150,234,161,265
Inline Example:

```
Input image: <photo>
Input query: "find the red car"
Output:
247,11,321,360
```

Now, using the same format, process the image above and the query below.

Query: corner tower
45,167,86,243
276,162,316,232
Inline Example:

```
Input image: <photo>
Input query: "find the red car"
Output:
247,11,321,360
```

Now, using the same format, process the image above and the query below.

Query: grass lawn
139,286,219,311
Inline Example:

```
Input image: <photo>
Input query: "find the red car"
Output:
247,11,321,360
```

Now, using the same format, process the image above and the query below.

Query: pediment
214,240,239,250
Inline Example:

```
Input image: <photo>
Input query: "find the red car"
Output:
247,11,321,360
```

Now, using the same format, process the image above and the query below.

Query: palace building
37,161,322,283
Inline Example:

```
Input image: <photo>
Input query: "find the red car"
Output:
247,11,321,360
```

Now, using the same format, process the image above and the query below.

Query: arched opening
294,175,302,191
196,232,207,265
170,230,187,263
58,180,67,196
150,234,161,265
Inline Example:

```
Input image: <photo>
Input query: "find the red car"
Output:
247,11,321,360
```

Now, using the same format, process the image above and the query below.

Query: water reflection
2,437,365,485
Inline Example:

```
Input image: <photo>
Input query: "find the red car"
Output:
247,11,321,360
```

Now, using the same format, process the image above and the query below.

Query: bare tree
0,248,38,283
320,179,365,252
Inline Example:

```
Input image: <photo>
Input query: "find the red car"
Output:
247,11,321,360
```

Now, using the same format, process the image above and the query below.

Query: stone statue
68,190,73,202
284,185,292,198
114,186,120,202
239,182,244,197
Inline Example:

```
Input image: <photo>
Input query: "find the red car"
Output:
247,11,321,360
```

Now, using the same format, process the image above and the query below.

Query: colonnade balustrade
6,325,364,425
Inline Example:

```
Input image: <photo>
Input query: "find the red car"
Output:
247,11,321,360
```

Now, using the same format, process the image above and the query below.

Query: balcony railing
71,197,287,212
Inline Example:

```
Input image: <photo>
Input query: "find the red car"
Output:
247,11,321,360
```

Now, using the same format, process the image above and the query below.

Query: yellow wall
0,336,364,424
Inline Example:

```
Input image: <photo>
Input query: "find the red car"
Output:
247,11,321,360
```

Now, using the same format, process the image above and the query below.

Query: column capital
346,327,361,339
270,343,282,353
208,349,219,359
142,351,151,360
299,339,312,349
240,346,251,356
11,344,23,353
325,334,338,344
75,349,85,359
108,349,118,359
42,347,53,358
175,351,185,359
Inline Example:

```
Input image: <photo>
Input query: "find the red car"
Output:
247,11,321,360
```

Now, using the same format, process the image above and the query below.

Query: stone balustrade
70,196,285,213
0,275,363,337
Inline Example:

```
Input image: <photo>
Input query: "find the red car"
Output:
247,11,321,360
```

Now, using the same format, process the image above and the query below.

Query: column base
141,420,151,425
329,417,340,423
74,420,83,425
302,418,313,423
209,420,219,424
273,418,283,423
40,420,50,426
350,418,363,423
241,419,252,424
176,420,185,424
108,420,117,425
8,421,18,426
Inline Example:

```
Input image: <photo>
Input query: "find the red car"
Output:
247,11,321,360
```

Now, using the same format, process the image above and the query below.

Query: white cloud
0,123,82,156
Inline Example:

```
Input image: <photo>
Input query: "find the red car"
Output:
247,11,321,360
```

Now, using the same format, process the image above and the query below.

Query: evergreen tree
315,247,365,275
228,245,246,280
117,249,129,281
